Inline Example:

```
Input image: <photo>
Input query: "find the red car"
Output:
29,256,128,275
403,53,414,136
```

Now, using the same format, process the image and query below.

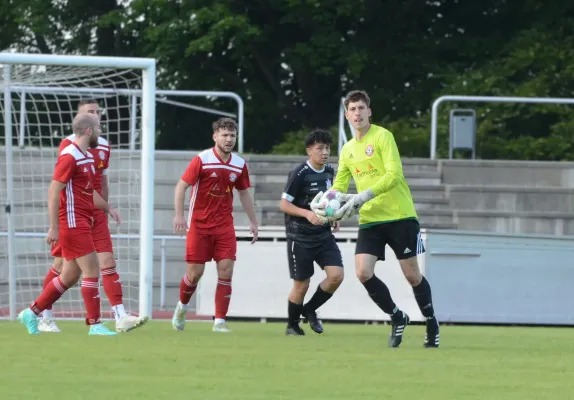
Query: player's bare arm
101,173,109,202
46,180,66,245
280,198,324,226
93,191,121,224
173,179,190,234
237,189,259,243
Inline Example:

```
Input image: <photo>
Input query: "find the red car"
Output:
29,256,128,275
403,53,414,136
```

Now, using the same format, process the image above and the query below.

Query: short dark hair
212,117,238,132
344,90,370,110
77,98,99,109
305,129,332,148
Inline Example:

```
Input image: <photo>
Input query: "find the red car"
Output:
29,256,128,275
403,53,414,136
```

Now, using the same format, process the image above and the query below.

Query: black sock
288,301,304,325
304,285,333,313
362,275,398,316
413,276,435,319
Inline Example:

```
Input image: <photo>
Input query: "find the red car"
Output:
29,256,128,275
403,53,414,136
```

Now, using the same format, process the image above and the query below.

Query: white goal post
0,53,156,320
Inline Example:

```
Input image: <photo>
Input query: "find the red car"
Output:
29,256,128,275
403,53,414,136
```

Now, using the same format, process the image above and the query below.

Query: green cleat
18,308,40,335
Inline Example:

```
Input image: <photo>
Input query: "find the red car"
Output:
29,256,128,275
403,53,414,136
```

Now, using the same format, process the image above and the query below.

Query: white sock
214,318,225,325
112,304,127,322
42,309,53,321
179,301,189,311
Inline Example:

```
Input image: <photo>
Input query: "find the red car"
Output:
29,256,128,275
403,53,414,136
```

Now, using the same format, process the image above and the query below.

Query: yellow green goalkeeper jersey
332,124,417,227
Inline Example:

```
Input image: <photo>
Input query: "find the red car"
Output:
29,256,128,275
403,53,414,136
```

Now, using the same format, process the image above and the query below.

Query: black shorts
355,219,424,261
287,235,344,281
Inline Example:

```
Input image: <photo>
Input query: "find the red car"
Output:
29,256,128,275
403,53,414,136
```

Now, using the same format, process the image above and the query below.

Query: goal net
0,54,156,321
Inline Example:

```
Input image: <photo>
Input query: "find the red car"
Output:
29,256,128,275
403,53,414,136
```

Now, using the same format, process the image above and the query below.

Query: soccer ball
323,190,345,218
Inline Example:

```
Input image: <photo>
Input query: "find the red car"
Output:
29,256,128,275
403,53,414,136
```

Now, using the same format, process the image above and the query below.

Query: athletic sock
30,277,68,315
41,266,60,316
179,274,198,305
303,284,333,313
412,276,435,319
214,278,232,320
362,275,399,316
81,277,101,325
288,301,304,326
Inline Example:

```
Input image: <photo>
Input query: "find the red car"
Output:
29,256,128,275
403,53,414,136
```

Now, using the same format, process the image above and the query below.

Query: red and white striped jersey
52,142,95,230
59,135,110,196
181,148,251,233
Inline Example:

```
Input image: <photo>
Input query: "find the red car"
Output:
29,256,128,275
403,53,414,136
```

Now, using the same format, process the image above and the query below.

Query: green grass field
1,320,573,399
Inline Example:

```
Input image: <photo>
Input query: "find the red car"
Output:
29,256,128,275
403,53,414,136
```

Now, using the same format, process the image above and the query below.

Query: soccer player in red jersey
18,113,121,335
171,117,259,333
39,99,147,333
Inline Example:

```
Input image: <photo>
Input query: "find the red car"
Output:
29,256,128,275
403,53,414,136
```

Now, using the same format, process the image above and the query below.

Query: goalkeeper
314,90,439,348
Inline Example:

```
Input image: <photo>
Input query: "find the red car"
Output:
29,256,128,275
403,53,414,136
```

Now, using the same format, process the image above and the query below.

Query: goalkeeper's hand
333,189,375,220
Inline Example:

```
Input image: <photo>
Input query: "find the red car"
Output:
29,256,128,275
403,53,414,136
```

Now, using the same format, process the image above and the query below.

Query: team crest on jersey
99,150,106,160
229,172,237,182
365,144,374,157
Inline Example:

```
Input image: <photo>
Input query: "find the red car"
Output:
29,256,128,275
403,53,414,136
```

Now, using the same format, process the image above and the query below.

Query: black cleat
303,308,324,334
388,311,409,348
285,323,305,336
424,317,440,348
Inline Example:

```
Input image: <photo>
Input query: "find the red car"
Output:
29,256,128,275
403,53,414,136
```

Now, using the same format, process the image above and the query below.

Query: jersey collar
212,147,232,164
306,160,325,173
355,124,374,142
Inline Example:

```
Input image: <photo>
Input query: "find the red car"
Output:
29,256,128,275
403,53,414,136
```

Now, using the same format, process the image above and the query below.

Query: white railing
430,95,574,160
338,97,355,154
0,226,360,311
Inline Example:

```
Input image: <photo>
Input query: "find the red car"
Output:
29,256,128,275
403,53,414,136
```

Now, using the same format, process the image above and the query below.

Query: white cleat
115,315,149,333
212,321,232,333
38,319,61,333
172,302,187,331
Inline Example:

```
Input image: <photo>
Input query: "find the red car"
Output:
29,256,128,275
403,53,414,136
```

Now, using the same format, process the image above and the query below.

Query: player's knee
97,252,115,270
399,258,422,286
60,267,81,287
53,258,64,273
326,268,344,287
355,266,374,283
216,259,234,280
293,279,310,295
185,264,204,284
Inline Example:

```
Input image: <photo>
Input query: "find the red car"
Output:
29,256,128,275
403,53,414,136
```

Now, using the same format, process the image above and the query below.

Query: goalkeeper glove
333,189,375,220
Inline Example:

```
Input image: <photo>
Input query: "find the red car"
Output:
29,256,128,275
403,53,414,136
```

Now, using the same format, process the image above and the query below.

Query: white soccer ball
325,199,341,217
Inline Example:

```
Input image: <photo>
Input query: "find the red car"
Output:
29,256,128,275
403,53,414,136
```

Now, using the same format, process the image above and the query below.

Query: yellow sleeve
370,130,403,196
332,148,352,193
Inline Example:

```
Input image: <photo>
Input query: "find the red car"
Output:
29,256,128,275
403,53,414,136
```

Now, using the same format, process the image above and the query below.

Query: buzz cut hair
212,117,238,132
77,98,99,109
344,90,371,110
304,129,332,148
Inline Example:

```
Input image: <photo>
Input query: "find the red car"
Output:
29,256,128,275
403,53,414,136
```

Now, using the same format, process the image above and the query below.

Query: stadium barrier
3,227,574,325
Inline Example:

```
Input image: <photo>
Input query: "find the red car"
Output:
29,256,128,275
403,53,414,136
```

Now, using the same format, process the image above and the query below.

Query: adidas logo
83,167,88,172
403,247,411,254
210,172,217,178
349,153,354,158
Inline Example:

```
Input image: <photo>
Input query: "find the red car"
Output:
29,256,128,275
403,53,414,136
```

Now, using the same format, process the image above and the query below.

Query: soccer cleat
88,323,119,336
115,315,149,333
18,308,40,335
212,321,232,333
424,317,440,348
38,319,61,333
388,311,409,348
303,309,324,334
285,323,305,336
172,302,187,331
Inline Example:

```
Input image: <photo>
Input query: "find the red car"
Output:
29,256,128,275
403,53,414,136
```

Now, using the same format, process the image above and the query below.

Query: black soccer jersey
281,161,335,244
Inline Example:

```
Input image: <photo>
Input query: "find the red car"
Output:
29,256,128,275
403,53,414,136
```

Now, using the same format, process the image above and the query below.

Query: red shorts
51,212,113,258
185,227,237,264
58,228,96,261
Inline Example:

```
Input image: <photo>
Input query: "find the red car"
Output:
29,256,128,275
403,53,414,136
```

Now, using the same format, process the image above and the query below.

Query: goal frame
1,53,157,320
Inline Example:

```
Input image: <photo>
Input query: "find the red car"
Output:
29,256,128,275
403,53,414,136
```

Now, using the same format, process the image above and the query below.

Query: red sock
42,267,60,311
30,277,68,315
215,278,232,319
101,267,123,307
179,274,197,305
81,277,101,325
